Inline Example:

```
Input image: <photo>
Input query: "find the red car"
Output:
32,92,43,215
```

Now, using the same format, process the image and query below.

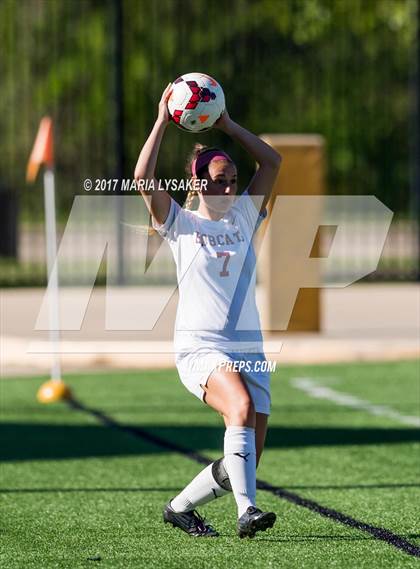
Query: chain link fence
1,0,418,286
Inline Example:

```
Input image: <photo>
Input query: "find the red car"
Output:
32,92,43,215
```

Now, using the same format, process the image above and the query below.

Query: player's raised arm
134,83,173,225
214,110,282,212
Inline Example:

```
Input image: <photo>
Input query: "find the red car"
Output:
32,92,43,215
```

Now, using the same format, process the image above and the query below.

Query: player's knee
227,394,255,426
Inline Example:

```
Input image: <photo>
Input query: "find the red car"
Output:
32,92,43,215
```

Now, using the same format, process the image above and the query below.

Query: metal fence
1,0,419,286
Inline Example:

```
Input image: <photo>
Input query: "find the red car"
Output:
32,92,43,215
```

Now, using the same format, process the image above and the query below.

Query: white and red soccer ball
168,72,225,133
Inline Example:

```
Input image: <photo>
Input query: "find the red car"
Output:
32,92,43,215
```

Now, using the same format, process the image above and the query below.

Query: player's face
199,160,238,213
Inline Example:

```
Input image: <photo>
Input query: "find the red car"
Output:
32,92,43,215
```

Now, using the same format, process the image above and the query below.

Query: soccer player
134,83,282,538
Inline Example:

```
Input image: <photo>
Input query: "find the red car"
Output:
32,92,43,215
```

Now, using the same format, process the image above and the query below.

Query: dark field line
67,398,420,559
2,483,418,494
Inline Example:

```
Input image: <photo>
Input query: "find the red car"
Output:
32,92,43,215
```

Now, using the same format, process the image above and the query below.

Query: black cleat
237,506,276,538
163,501,219,537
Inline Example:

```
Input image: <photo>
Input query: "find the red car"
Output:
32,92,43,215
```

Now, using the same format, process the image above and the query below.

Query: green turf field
1,360,419,568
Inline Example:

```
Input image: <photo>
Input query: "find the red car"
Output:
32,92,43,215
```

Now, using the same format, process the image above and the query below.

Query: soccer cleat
237,506,276,538
163,501,219,537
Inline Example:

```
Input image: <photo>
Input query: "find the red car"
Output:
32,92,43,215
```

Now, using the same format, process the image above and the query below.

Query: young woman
134,83,281,538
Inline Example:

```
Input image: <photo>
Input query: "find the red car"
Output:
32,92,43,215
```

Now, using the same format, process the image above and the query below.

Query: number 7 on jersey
217,251,231,277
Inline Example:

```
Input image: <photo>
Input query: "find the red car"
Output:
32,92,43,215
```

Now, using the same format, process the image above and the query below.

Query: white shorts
175,348,271,415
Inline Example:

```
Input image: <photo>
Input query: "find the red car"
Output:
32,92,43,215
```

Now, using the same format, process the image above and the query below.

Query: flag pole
27,116,72,403
43,166,62,380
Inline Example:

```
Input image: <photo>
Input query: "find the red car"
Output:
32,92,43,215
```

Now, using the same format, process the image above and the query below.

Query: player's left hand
157,82,173,124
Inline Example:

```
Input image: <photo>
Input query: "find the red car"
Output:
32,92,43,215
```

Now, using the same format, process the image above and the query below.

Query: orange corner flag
26,116,54,183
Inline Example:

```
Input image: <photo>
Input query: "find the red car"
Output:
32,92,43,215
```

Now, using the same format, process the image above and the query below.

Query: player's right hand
157,82,173,124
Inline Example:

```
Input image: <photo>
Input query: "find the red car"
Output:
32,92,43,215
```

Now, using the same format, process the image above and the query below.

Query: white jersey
152,190,267,355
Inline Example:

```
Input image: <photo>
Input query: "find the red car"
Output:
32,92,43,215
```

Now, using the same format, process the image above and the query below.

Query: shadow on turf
4,402,419,415
1,423,419,461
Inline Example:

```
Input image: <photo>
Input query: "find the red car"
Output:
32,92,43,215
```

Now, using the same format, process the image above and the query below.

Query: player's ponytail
185,143,209,177
184,143,210,210
184,189,197,210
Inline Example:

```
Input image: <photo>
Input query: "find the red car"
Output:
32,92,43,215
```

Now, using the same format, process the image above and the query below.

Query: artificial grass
1,360,419,568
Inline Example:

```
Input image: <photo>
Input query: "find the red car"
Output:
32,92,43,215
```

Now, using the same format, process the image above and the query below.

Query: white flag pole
43,167,61,381
27,116,72,403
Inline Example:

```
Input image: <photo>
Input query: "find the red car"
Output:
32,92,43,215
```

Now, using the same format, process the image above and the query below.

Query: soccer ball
168,72,225,133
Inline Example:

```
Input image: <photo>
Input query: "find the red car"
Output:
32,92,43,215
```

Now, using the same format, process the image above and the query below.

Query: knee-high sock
170,459,231,513
223,426,257,517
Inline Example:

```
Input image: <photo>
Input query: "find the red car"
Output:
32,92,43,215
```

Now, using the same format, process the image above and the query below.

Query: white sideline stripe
291,377,420,427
